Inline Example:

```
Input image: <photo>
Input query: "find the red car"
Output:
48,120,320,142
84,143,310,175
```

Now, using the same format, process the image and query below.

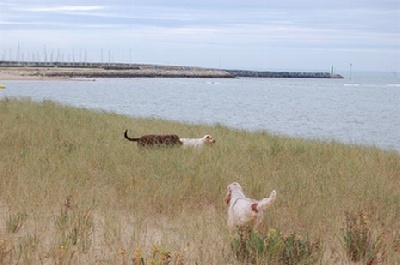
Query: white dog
179,134,216,147
225,182,276,229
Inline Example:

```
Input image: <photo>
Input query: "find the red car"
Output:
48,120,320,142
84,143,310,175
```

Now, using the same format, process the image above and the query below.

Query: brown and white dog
225,182,276,229
179,134,216,147
124,130,182,147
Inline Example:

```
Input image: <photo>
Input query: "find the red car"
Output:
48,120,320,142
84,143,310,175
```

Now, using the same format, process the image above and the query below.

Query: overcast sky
1,0,399,72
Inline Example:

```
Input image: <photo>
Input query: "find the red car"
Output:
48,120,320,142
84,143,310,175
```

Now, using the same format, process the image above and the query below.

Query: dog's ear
251,203,259,213
225,189,232,204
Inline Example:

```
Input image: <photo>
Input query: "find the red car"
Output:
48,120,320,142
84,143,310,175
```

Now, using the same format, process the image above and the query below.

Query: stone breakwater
226,69,343,78
0,61,343,79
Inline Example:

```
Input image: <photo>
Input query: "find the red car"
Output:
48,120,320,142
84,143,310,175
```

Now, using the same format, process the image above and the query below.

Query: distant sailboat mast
349,63,353,80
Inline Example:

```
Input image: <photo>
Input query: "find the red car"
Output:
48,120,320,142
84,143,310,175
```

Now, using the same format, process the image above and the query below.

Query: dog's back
180,134,216,147
124,130,182,147
225,182,276,229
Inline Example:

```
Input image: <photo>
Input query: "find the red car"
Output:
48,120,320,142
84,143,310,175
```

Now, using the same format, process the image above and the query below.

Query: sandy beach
0,67,74,81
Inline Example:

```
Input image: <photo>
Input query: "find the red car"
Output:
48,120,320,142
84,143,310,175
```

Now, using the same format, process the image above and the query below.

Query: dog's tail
253,190,277,212
124,130,139,142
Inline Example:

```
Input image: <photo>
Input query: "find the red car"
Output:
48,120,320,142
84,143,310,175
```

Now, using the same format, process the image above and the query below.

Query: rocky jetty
226,69,343,78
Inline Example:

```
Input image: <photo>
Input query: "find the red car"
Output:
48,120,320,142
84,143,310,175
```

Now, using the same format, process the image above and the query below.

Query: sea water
1,72,399,151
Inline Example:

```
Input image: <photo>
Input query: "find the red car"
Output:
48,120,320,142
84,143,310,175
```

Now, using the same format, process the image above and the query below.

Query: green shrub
6,212,28,234
231,226,322,264
343,209,383,264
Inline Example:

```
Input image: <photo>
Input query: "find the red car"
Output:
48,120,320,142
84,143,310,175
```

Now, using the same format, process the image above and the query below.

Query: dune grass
0,97,399,264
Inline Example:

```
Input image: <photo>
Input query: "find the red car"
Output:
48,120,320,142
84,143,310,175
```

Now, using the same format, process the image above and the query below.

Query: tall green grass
0,98,399,264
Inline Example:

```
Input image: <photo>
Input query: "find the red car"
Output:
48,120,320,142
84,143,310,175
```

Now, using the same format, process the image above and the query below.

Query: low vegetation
0,98,399,264
231,226,322,264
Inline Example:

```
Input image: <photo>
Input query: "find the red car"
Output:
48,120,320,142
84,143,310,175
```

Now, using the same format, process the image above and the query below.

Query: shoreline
0,61,343,80
0,72,72,81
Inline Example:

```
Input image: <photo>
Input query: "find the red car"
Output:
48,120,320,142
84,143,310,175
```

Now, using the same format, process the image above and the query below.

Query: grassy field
0,98,399,264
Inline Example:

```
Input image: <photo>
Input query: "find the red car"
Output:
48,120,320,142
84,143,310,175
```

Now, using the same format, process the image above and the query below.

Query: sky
0,0,399,73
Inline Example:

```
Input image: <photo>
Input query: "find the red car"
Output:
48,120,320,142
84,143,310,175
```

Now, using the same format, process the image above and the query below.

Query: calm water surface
1,72,399,151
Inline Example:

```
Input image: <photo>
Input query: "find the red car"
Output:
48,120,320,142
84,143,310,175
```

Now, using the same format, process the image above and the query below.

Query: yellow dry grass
0,98,399,264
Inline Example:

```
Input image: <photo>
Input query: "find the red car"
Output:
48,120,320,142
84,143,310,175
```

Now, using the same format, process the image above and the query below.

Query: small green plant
15,234,40,263
231,226,322,264
54,196,96,252
230,225,266,263
6,212,28,233
279,232,322,265
343,209,382,264
126,245,187,265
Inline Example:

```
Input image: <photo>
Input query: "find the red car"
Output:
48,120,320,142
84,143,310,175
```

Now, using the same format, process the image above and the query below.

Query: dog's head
202,134,216,145
225,182,242,205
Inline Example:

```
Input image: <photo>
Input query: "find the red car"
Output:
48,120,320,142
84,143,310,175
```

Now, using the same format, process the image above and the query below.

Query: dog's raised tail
255,190,277,212
124,130,139,142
